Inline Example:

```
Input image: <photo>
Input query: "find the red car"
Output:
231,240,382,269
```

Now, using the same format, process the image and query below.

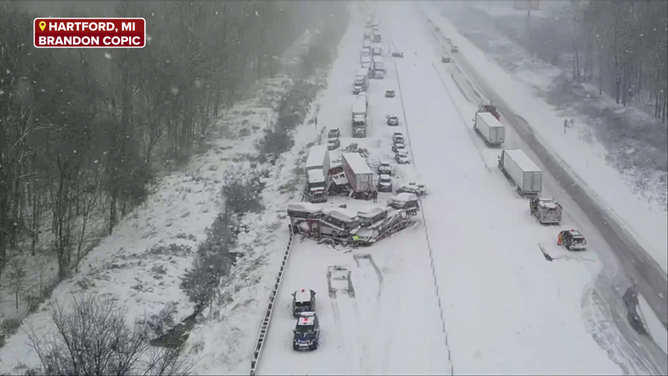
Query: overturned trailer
286,199,418,247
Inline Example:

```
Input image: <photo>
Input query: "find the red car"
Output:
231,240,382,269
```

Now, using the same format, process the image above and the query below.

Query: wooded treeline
0,0,335,282
569,0,667,121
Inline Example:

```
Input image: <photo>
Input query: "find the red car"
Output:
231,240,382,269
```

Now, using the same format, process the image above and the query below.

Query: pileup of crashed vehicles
284,11,588,352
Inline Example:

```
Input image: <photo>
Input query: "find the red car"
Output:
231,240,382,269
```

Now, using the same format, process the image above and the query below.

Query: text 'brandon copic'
34,18,146,48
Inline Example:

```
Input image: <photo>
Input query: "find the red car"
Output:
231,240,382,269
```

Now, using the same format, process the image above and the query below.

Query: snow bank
638,294,668,355
423,2,668,273
0,79,291,374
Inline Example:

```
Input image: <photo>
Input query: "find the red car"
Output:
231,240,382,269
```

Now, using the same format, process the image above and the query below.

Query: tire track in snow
351,253,386,374
328,266,355,374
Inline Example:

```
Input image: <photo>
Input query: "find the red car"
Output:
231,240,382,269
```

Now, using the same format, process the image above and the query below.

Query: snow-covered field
421,2,668,274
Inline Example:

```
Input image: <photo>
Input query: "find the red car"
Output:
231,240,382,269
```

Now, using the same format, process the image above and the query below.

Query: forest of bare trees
567,0,666,121
0,0,334,289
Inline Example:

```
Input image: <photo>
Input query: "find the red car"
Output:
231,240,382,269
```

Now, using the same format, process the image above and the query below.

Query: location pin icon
39,21,46,32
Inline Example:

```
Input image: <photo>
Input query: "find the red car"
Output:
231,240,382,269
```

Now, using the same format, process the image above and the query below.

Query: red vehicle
479,104,501,121
557,229,587,251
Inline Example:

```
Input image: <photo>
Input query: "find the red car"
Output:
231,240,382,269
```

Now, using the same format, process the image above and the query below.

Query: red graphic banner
34,18,146,48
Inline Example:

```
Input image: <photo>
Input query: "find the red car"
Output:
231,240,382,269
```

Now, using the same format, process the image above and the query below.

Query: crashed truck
304,145,330,203
341,153,374,199
286,197,419,247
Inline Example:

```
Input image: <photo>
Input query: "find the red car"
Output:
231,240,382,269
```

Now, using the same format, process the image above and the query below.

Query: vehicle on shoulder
385,89,396,98
557,229,587,251
392,132,404,144
328,137,340,150
328,128,340,139
529,197,562,225
292,289,316,317
292,312,320,351
451,46,459,53
395,151,410,164
397,182,427,196
378,174,393,192
391,51,404,58
378,161,393,176
442,55,451,63
386,115,399,126
392,143,407,153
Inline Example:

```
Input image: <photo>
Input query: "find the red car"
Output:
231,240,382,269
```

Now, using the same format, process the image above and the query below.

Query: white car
395,153,410,165
392,143,407,153
378,174,393,192
328,138,340,150
378,162,393,175
386,115,399,126
392,132,404,144
397,182,427,196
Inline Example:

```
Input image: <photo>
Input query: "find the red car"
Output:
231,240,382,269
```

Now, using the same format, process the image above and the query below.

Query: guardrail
249,225,295,376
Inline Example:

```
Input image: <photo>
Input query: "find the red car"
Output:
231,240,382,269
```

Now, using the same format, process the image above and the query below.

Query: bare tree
74,153,107,272
28,295,194,376
4,257,28,312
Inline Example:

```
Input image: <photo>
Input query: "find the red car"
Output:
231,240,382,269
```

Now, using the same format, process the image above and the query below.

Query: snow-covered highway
421,1,668,336
257,11,451,375
384,3,634,373
255,1,664,375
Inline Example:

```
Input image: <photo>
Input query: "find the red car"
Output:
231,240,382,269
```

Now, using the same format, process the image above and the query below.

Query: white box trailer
352,96,367,125
361,56,372,70
372,56,385,79
352,95,368,138
305,145,330,173
353,68,369,92
342,153,374,193
474,112,505,146
371,42,382,56
498,149,542,196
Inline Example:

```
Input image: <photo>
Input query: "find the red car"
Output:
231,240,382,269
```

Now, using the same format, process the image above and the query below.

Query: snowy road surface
257,15,451,375
419,2,668,335
382,3,634,374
